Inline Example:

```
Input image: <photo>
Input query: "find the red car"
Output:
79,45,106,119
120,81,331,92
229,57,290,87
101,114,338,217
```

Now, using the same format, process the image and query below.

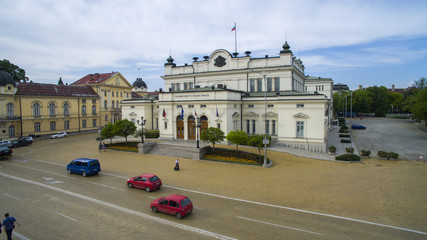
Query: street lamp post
195,117,201,148
136,116,146,144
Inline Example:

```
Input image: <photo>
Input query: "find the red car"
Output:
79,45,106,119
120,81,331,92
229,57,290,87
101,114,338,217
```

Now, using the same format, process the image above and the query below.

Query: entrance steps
146,140,210,159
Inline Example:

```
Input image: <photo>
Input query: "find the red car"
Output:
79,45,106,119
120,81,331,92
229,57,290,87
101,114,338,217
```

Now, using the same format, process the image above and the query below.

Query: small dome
0,67,16,87
132,78,147,89
280,41,292,54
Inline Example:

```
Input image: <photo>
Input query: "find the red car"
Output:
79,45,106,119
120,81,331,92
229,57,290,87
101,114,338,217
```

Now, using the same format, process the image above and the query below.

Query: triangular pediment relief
243,111,259,117
129,112,137,116
103,73,132,88
262,111,278,118
293,112,309,118
232,112,240,118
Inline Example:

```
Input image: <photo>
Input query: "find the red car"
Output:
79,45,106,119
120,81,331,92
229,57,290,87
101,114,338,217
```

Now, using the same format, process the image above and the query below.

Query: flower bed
202,148,265,166
105,142,138,152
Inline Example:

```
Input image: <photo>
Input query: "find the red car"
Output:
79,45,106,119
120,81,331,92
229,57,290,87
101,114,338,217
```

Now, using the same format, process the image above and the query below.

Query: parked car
351,124,366,130
127,174,162,192
51,132,67,139
150,194,193,219
67,158,101,177
0,146,12,159
0,140,12,147
11,138,32,148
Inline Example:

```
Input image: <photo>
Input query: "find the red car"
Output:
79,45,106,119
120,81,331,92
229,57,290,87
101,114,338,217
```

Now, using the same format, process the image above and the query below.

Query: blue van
67,158,101,177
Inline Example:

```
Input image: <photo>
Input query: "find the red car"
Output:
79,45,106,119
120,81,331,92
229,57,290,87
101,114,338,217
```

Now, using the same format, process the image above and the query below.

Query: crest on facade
214,56,226,67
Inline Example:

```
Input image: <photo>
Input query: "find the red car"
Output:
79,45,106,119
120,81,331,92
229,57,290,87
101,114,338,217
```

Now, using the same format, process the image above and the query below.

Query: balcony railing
0,116,22,121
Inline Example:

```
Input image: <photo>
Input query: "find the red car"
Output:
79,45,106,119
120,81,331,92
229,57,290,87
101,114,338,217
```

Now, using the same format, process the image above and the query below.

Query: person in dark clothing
174,159,180,171
2,213,20,240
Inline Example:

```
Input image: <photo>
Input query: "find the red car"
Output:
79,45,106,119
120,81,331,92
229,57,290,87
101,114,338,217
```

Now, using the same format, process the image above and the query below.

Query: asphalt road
0,134,426,240
351,117,427,160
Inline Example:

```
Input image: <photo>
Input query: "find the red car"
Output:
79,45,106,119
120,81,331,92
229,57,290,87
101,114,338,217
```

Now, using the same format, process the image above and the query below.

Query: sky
1,0,426,91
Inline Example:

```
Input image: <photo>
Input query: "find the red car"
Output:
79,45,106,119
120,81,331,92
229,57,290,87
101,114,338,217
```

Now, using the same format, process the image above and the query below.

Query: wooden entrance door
176,116,184,139
200,116,208,136
188,115,196,139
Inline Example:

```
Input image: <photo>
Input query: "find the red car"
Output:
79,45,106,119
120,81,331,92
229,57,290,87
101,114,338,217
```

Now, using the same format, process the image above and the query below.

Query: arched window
104,100,107,109
6,103,13,117
81,105,86,115
49,102,56,116
63,102,70,116
33,103,40,116
116,100,119,108
112,101,115,108
92,105,96,114
9,125,15,137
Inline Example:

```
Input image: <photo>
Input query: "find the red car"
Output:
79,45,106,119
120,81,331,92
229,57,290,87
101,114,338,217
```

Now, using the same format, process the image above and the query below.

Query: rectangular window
217,123,220,129
188,105,194,108
105,115,108,121
272,120,276,135
246,120,250,133
64,120,70,130
50,121,56,131
93,119,97,127
130,106,135,109
257,78,262,92
176,83,180,90
164,122,167,129
82,120,87,128
171,83,175,91
274,77,280,91
184,83,188,90
252,120,256,134
34,122,41,132
296,121,304,137
189,82,193,89
250,79,255,92
92,99,96,103
177,105,182,108
104,91,107,97
267,77,272,91
200,104,206,108
82,99,86,103
268,104,274,108
266,120,270,134
297,104,304,108
248,104,254,108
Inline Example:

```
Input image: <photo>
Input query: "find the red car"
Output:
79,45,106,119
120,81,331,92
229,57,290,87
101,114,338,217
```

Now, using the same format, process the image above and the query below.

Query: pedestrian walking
98,142,102,152
174,159,180,171
2,213,20,240
102,142,106,152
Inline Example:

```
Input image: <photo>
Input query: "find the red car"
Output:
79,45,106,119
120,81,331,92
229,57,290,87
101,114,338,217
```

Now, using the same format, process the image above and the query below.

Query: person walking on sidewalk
2,213,21,240
174,159,180,171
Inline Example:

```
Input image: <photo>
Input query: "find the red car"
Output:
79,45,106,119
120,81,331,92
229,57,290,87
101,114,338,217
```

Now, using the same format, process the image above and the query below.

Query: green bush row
377,151,399,159
335,154,361,161
339,134,350,138
339,129,349,133
340,139,351,143
361,150,371,157
345,147,354,153
145,130,160,138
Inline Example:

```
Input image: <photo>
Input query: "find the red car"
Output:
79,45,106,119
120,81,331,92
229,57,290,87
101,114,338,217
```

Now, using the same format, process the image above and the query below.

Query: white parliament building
122,42,333,152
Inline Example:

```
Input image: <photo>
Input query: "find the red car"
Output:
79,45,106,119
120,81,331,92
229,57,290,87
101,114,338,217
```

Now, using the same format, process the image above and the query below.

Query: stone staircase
146,140,210,159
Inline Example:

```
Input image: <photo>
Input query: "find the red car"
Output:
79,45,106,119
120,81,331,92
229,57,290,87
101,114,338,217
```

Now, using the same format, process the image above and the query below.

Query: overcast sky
1,0,426,91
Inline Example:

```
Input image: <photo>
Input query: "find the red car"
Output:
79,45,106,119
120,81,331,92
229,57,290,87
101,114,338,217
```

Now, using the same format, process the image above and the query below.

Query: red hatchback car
150,194,193,219
127,174,162,192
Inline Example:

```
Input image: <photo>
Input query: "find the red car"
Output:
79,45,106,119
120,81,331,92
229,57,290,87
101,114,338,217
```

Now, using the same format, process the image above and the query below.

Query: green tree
411,88,427,125
367,86,390,117
200,127,225,150
114,119,137,144
247,135,271,161
101,123,115,143
352,89,372,114
388,91,404,113
226,130,248,156
413,77,426,90
0,59,29,82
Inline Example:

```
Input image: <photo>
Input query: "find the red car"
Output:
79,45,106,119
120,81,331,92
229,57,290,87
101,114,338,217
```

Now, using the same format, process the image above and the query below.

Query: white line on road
237,216,323,236
13,231,31,240
4,193,20,199
99,172,128,179
0,172,237,240
194,207,204,210
56,212,79,222
147,196,157,199
3,163,76,179
88,181,124,191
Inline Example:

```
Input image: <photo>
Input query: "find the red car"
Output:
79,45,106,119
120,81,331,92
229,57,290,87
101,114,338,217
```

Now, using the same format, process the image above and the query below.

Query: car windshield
149,176,159,182
180,197,191,207
89,160,99,167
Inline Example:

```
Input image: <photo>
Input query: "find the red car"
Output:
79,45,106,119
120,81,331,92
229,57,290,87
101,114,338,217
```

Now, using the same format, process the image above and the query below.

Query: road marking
147,196,157,199
56,212,79,222
4,193,20,199
9,158,427,236
0,172,237,240
13,231,31,240
88,181,124,191
237,216,322,236
194,207,204,210
3,163,76,179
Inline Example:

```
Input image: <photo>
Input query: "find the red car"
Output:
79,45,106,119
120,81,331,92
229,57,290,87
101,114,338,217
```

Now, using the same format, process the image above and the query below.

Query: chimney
358,85,363,90
392,84,395,91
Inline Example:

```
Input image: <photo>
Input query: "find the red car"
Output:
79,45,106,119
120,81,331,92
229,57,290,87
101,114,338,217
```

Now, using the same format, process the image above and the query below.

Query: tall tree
200,127,225,150
388,91,404,113
412,77,426,90
352,89,372,114
114,119,137,144
226,130,248,156
367,86,390,117
101,123,116,143
411,88,427,125
0,59,29,82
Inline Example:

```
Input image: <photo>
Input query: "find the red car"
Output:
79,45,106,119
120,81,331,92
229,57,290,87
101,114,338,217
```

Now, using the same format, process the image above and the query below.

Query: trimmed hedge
340,139,351,143
361,150,371,157
328,146,336,153
335,154,361,161
145,130,160,138
339,129,349,133
339,134,350,138
377,151,399,160
345,147,354,153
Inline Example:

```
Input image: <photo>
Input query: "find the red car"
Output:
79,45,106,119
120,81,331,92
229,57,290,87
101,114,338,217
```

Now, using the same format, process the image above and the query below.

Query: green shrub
388,152,399,159
340,125,348,130
145,130,160,138
377,151,399,160
377,151,389,158
335,154,361,161
329,146,336,153
345,147,354,153
361,150,371,157
340,139,351,143
338,118,346,124
339,134,350,138
339,129,349,133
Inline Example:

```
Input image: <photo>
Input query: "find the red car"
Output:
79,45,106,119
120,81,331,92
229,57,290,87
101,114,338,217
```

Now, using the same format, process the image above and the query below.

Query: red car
127,174,162,192
150,194,193,219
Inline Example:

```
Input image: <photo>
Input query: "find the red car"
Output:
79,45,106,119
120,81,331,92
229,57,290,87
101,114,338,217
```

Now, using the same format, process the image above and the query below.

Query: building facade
122,42,333,152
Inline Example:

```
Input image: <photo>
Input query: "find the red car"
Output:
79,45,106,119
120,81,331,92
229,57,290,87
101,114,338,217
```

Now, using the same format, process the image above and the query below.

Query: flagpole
234,22,237,53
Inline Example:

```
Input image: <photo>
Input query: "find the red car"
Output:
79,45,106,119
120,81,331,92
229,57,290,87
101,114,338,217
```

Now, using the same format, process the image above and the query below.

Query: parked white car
0,140,12,147
51,132,67,139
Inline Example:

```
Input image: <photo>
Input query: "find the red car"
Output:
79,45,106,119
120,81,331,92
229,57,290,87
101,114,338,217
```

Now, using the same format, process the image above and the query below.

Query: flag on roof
231,24,236,31
194,109,197,116
216,107,219,117
162,108,166,117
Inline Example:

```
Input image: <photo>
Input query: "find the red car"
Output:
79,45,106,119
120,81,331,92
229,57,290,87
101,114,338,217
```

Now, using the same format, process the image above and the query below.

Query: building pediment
129,112,137,116
262,111,278,118
293,112,309,118
232,112,240,118
243,111,259,117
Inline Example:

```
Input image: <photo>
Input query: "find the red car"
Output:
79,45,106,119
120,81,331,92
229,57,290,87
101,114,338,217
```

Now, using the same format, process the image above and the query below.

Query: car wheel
67,169,71,175
128,183,133,188
152,207,158,213
175,213,182,219
145,187,151,192
82,171,87,177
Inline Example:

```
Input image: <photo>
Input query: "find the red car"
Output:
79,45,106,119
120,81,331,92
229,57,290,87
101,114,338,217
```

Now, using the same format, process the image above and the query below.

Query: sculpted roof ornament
214,55,226,67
